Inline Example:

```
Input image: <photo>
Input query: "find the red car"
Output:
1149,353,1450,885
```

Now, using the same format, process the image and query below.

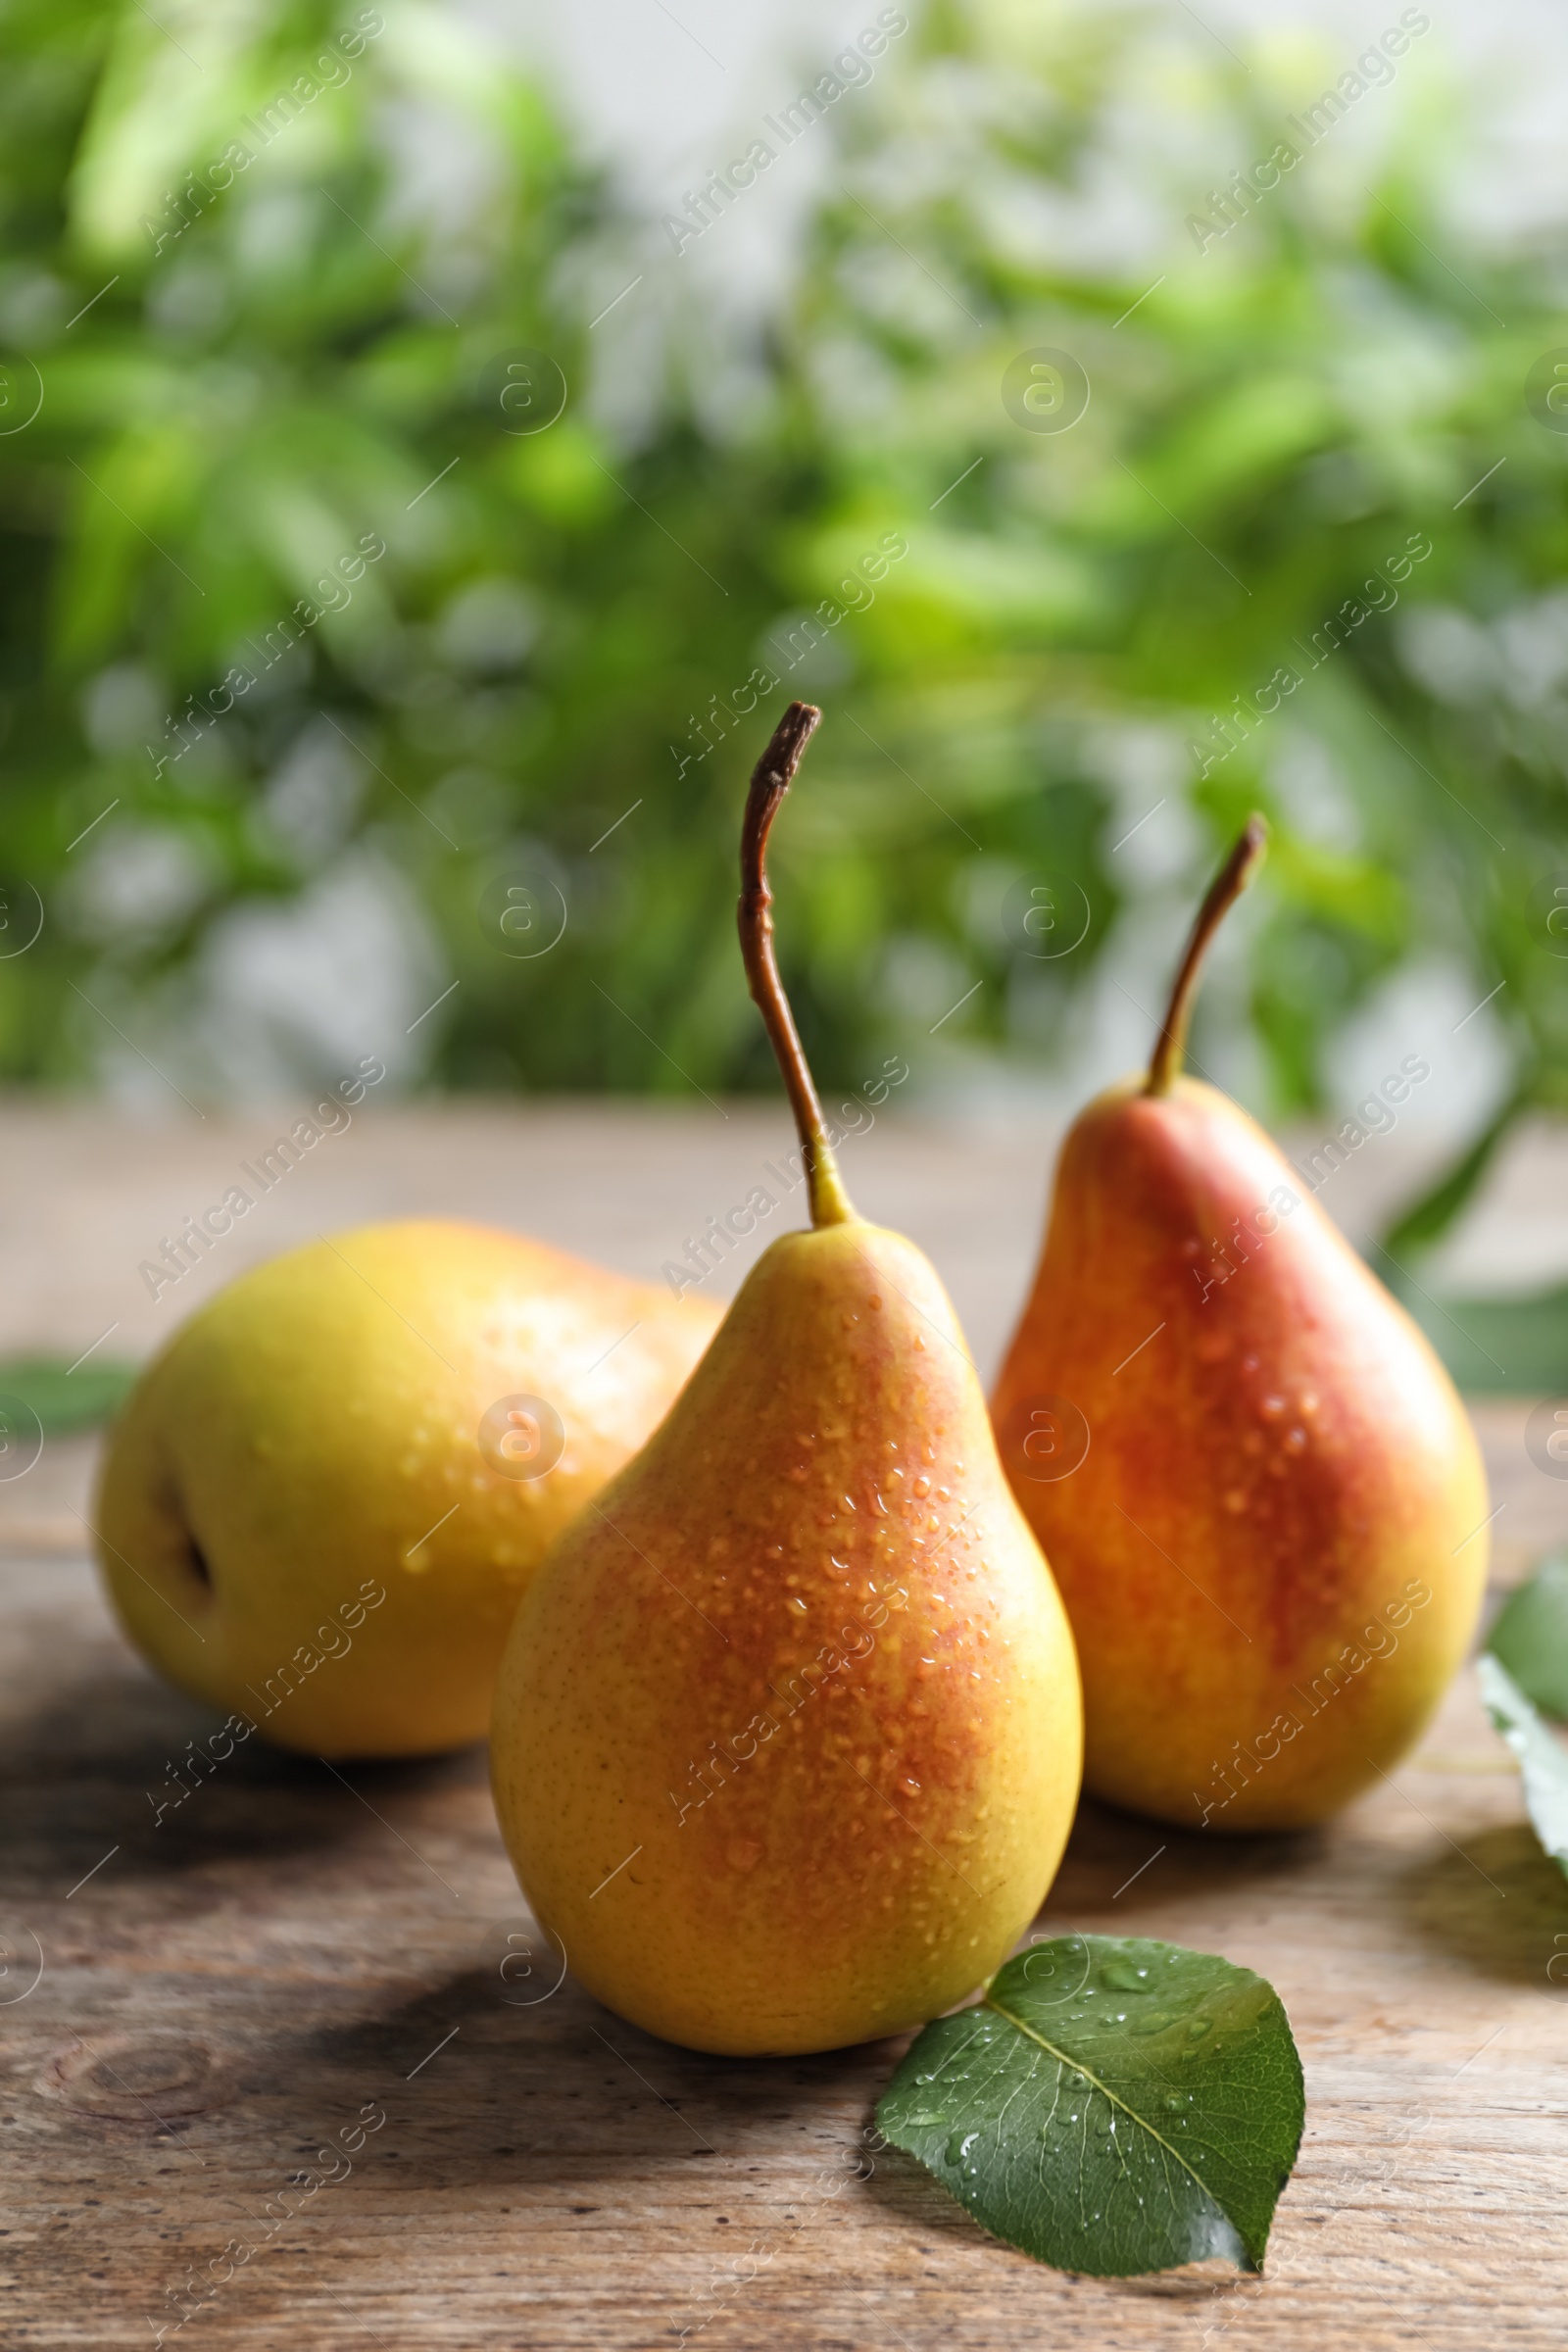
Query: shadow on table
220,1963,890,2193
1,1654,485,1893
1391,1820,1568,1983
1050,1791,1328,1919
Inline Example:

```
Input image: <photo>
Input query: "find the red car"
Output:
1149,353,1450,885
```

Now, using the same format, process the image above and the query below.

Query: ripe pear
95,1220,719,1757
490,705,1082,2057
992,818,1489,1832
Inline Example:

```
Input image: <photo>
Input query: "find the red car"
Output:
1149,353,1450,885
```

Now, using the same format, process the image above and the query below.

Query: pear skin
490,702,1082,2055
95,1220,719,1757
491,1219,1082,2055
992,825,1488,1832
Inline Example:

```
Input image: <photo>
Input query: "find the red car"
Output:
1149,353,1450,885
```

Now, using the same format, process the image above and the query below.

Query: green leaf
877,1936,1303,2278
1381,1091,1527,1260
1488,1556,1568,1719
1382,1280,1568,1396
0,1355,139,1437
1477,1653,1568,1880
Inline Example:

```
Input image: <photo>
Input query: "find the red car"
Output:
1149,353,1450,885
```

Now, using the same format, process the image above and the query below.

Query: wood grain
2,1103,1567,2348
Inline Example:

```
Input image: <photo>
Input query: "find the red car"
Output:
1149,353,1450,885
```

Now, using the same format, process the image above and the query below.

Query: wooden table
4,1099,1567,2348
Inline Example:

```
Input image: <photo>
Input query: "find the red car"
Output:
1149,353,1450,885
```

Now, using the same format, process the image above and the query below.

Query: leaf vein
983,1994,1231,2223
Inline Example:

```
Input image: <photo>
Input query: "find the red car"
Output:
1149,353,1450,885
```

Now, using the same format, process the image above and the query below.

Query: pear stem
1146,813,1270,1097
738,703,857,1229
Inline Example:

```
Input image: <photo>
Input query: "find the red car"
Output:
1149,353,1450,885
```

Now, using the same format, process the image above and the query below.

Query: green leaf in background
1477,1652,1568,1882
1488,1555,1568,1719
0,1355,139,1437
877,1935,1303,2278
1,0,1566,1185
1380,1093,1528,1262
1384,1279,1568,1396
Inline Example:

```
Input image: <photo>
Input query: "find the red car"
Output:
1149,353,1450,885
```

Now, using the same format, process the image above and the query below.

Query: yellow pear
992,819,1489,1830
490,704,1082,2055
95,1220,719,1756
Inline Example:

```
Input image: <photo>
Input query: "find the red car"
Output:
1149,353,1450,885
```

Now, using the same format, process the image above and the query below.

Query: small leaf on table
1487,1554,1568,1719
877,1934,1303,2278
1478,1651,1568,1878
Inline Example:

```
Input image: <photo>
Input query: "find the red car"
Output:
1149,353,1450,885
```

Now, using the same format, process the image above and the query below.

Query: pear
95,1220,719,1757
992,818,1490,1831
490,704,1082,2056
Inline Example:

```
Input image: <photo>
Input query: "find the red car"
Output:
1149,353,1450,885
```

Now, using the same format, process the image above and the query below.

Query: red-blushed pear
490,704,1082,2057
96,1221,719,1757
991,818,1489,1832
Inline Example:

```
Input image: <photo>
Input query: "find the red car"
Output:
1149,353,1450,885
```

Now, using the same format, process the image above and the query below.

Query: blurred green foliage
1,0,1565,1247
0,1350,136,1435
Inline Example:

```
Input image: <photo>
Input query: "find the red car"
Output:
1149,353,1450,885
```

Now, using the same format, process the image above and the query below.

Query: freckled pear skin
991,823,1488,1833
491,1222,1081,2055
489,703,1082,2056
95,1220,720,1758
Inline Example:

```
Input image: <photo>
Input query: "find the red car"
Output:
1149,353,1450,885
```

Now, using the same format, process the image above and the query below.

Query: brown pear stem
738,703,856,1228
1146,813,1270,1096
